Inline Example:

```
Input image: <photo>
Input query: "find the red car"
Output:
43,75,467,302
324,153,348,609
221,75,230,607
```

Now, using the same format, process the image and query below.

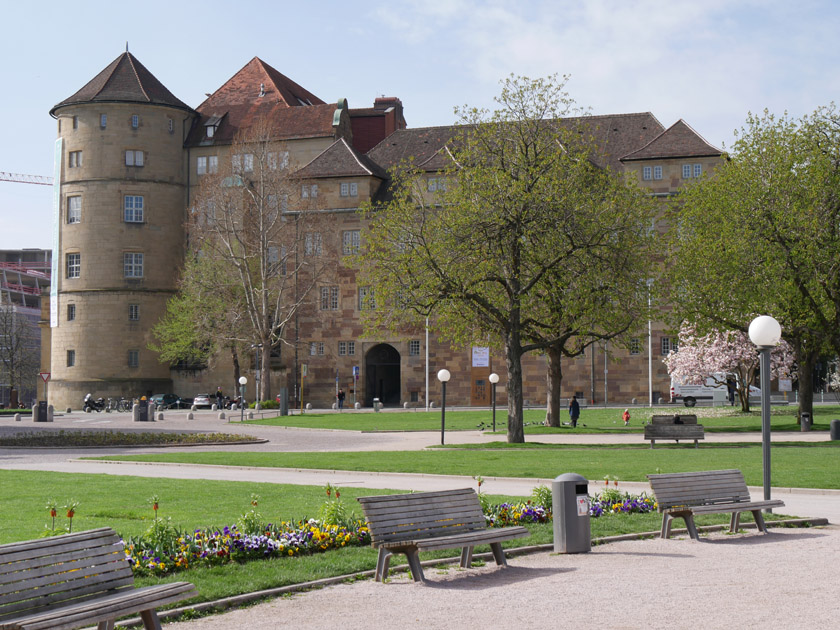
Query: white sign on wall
472,347,489,367
778,379,792,392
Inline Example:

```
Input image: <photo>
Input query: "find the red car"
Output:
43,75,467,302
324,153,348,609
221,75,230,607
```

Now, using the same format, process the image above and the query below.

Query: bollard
248,411,254,419
156,412,164,421
801,412,811,432
219,412,226,420
187,412,194,420
552,473,591,554
354,402,361,410
14,413,21,422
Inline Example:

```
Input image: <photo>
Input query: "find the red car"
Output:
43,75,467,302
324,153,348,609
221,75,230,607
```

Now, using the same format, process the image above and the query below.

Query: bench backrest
357,488,486,546
651,414,698,425
647,469,751,510
644,424,704,438
0,528,133,622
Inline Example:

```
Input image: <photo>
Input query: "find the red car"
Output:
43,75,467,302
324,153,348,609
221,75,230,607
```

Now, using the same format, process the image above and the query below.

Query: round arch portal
365,343,401,407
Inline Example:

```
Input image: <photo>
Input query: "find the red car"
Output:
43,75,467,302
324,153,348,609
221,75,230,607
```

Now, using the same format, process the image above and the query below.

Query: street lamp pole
489,372,499,432
238,376,248,423
437,369,450,446
749,315,782,504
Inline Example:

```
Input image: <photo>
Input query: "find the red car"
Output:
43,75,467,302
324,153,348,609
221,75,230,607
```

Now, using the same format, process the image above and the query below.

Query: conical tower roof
50,52,193,116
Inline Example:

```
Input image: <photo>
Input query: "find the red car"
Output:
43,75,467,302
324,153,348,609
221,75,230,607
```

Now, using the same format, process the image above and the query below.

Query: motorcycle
83,393,106,413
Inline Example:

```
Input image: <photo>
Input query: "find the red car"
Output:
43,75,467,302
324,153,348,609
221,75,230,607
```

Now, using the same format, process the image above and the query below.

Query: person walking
622,408,630,426
569,395,580,428
215,387,224,409
337,388,346,410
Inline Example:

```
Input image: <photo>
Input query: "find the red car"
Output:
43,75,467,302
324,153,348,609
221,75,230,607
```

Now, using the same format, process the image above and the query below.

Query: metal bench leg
730,512,741,533
375,548,392,582
490,542,507,566
460,546,473,568
752,509,769,534
694,440,698,448
139,610,163,630
650,440,655,449
405,549,426,583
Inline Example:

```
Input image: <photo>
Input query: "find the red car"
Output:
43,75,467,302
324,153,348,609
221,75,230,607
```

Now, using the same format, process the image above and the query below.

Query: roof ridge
126,53,151,103
339,137,374,176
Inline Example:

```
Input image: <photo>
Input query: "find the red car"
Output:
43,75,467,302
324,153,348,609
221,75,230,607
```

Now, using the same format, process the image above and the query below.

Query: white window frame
67,303,76,322
409,340,421,356
131,114,139,129
682,164,692,179
301,184,318,198
67,196,81,224
340,182,358,197
66,253,80,278
197,156,207,175
128,303,140,321
630,338,641,355
320,286,339,310
123,252,144,278
338,341,347,356
342,230,361,255
661,337,678,355
309,341,325,356
69,151,82,168
305,232,322,256
125,150,144,167
694,163,702,178
208,155,218,174
124,195,144,223
347,341,355,356
243,153,254,172
100,114,107,129
642,166,652,181
653,166,663,180
358,286,375,310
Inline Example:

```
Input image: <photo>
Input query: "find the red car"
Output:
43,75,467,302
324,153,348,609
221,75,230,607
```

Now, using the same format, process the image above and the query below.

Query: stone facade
45,54,723,410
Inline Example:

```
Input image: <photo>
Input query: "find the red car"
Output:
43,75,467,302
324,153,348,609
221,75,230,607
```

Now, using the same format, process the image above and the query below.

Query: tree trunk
260,340,271,403
504,332,525,444
231,345,241,399
545,344,562,427
795,339,818,425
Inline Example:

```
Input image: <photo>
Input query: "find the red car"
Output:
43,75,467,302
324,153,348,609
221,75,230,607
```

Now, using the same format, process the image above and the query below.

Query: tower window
124,252,144,278
168,118,174,133
128,303,140,321
69,151,83,168
66,253,80,278
124,195,144,223
100,114,107,129
128,350,140,368
340,182,358,197
67,304,76,322
125,150,144,166
131,114,139,129
72,116,78,130
66,350,76,367
67,196,81,224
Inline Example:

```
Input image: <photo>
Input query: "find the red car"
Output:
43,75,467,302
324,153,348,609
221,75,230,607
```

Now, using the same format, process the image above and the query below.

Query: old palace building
45,51,722,410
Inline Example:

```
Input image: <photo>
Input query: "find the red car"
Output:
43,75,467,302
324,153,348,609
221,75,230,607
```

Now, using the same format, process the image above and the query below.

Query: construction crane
0,172,53,186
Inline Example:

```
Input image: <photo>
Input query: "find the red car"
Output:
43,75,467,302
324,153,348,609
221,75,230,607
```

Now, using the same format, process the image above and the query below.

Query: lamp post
488,372,499,432
748,315,782,504
238,376,248,423
437,369,450,445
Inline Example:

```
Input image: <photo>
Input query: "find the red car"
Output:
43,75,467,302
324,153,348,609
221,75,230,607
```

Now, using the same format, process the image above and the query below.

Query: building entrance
365,343,401,407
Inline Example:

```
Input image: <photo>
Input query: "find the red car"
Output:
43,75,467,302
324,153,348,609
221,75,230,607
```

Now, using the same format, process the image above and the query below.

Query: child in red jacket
622,409,630,426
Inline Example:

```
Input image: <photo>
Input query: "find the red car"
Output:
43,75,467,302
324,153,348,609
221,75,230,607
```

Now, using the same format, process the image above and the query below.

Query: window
206,125,214,138
125,150,144,166
342,230,360,255
694,164,702,178
66,349,75,367
67,304,76,322
243,153,254,172
208,155,218,174
124,252,144,278
128,350,140,368
72,116,78,129
338,341,348,356
168,118,174,133
100,114,107,129
339,341,356,356
268,151,288,170
409,340,421,356
428,177,447,192
642,166,652,181
66,253,80,278
268,245,287,275
67,196,81,224
629,338,641,355
309,341,324,356
124,195,144,223
301,184,318,198
358,286,375,310
320,286,339,310
661,337,678,355
231,154,240,172
653,166,663,180
305,232,322,256
128,303,140,321
69,151,82,168
347,341,355,355
131,114,139,129
682,164,692,179
197,156,207,175
340,182,358,197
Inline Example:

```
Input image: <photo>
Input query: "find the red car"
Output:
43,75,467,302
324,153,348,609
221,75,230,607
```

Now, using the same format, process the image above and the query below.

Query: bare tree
0,299,39,407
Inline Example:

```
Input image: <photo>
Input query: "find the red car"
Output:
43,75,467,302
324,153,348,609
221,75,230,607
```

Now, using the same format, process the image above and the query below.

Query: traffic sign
39,372,51,383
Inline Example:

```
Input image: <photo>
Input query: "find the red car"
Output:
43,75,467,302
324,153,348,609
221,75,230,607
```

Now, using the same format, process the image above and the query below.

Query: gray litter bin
552,473,591,553
831,419,840,441
801,412,811,432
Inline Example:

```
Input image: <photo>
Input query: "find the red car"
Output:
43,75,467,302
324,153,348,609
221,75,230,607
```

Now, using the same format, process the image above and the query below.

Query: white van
670,375,759,407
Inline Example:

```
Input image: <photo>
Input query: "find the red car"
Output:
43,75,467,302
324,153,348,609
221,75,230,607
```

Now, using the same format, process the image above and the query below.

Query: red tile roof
621,119,722,161
186,57,336,146
295,138,389,180
51,53,193,116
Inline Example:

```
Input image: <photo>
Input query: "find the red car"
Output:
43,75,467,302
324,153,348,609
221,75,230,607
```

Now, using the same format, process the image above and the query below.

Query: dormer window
204,115,222,139
206,126,214,138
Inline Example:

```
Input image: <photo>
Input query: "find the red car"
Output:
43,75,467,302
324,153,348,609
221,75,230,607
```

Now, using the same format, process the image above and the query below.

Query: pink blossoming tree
663,324,795,412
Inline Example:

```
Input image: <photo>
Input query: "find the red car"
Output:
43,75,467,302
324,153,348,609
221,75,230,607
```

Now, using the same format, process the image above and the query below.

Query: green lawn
246,405,840,433
94,442,840,489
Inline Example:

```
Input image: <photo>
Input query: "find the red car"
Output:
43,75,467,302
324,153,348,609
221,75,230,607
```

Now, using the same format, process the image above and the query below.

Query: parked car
149,393,188,410
193,394,212,408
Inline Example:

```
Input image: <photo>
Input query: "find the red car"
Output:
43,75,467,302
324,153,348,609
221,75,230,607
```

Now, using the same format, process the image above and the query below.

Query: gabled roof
295,138,389,180
50,52,193,116
366,126,462,171
186,58,334,146
620,119,722,162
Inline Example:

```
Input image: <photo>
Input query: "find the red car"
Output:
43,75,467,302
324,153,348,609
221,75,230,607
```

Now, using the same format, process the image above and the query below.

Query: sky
2,0,840,250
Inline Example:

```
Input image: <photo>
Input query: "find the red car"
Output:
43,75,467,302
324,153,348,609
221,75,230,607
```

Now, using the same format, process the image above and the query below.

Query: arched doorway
365,343,401,407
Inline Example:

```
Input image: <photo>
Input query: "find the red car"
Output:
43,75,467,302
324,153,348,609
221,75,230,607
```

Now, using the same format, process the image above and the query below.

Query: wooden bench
357,488,529,583
644,414,704,448
0,527,197,630
647,469,785,540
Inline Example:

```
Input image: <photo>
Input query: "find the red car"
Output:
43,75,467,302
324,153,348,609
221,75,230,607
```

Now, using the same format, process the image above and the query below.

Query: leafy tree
666,106,840,422
358,75,656,441
663,324,795,412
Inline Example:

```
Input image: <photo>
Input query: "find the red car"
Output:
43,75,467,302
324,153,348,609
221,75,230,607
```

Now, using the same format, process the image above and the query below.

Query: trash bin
277,388,289,416
373,398,381,412
134,402,150,422
830,419,840,441
34,401,48,423
552,473,591,553
801,412,811,432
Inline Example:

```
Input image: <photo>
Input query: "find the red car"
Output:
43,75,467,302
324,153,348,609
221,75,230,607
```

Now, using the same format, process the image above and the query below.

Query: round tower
49,52,196,409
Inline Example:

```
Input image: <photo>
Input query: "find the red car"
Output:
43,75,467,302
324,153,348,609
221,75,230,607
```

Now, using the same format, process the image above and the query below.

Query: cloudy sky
2,0,839,249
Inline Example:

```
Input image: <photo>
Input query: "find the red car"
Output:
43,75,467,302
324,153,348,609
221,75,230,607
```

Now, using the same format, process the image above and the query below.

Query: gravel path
163,525,839,630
